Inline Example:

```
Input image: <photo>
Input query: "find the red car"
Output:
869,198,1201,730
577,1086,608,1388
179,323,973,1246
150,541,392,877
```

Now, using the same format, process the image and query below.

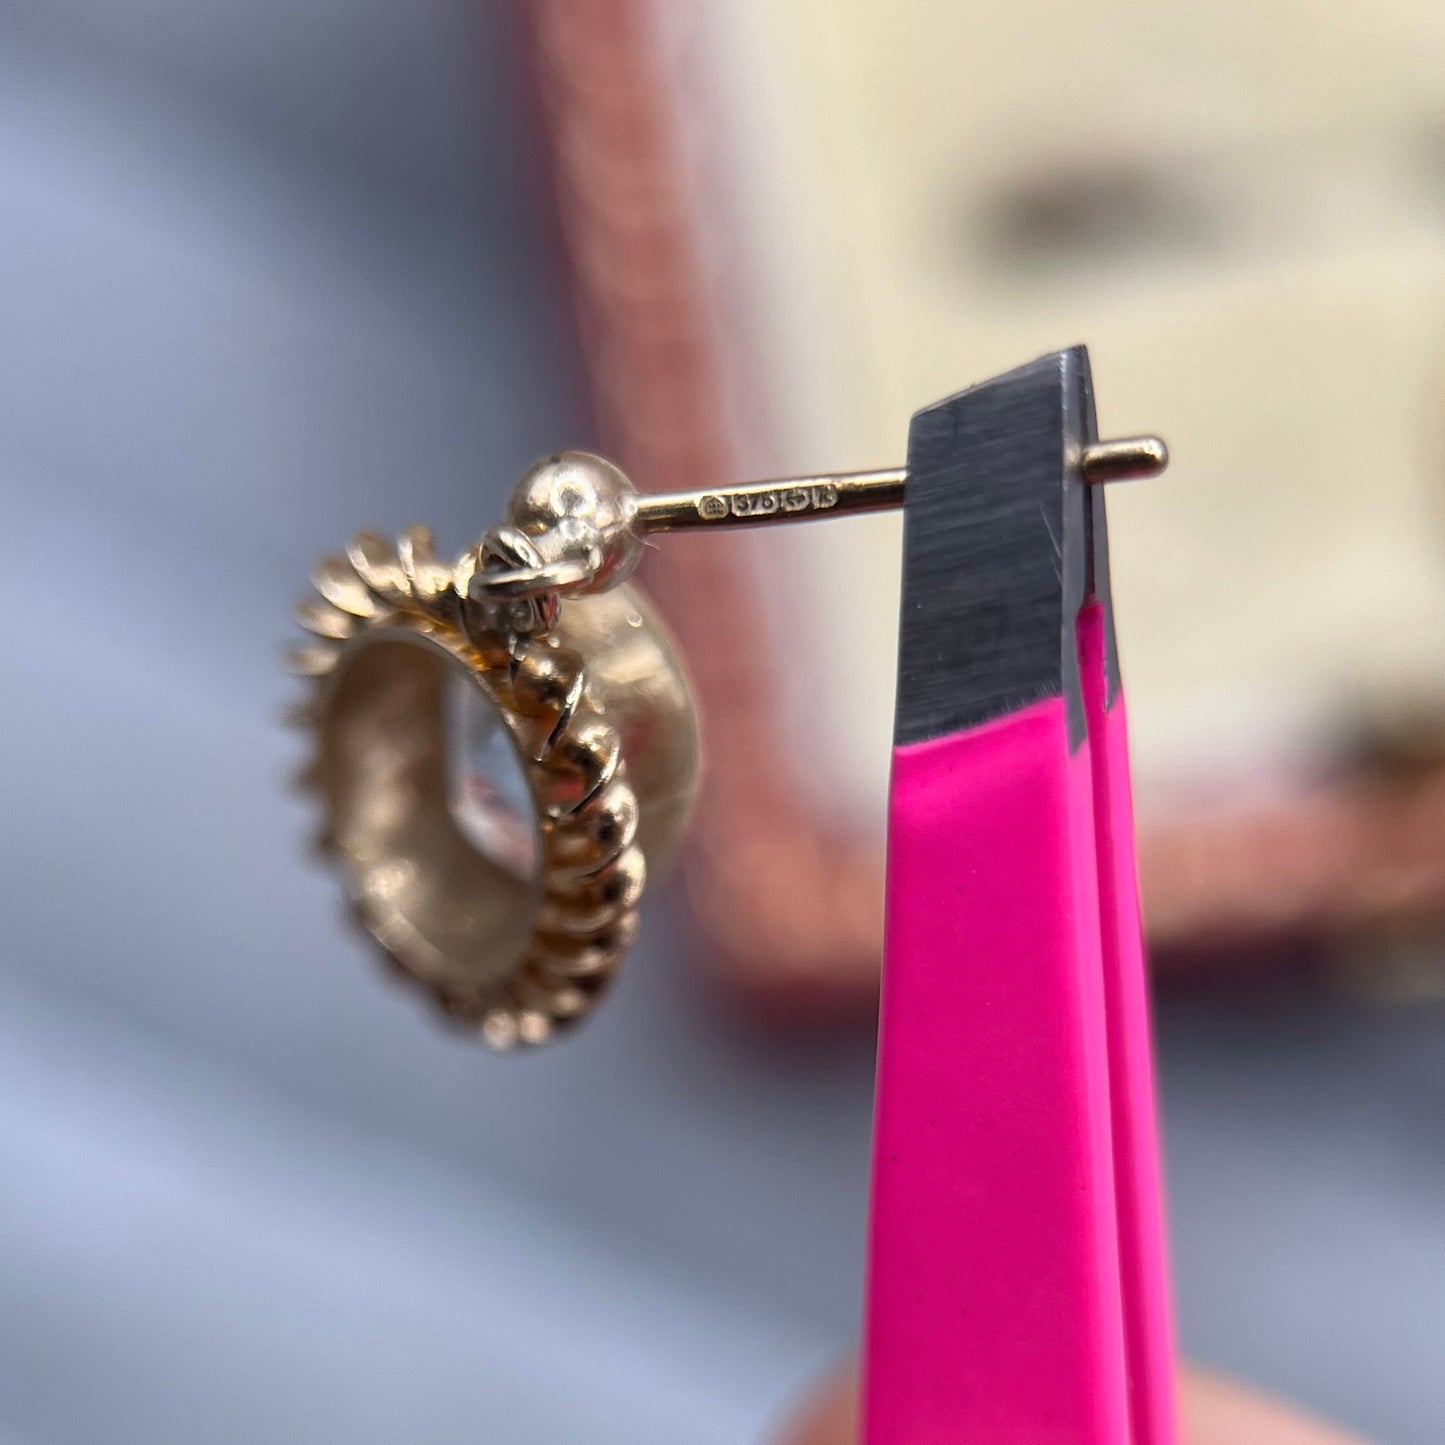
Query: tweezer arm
864,350,1136,1445
866,700,1130,1445
1080,600,1179,1445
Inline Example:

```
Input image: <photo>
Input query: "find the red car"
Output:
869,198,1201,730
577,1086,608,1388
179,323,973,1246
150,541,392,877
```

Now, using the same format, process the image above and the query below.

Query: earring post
631,436,1166,536
632,467,907,534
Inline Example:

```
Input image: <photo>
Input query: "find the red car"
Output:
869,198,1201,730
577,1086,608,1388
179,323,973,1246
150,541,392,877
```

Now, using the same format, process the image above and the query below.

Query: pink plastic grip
864,697,1129,1445
1078,606,1179,1445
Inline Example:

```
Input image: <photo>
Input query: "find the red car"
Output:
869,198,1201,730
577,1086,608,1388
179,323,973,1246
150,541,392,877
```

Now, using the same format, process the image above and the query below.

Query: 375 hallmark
696,483,839,522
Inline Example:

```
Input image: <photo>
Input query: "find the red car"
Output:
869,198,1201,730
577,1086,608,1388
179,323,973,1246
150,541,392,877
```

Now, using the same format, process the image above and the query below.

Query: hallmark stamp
696,483,841,522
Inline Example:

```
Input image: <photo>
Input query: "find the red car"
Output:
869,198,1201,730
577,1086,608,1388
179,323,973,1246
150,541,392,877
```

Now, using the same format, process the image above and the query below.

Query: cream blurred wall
719,0,1445,808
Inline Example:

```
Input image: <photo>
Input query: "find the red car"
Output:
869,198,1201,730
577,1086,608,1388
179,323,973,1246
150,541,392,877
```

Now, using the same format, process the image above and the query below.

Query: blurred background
3,1,1444,1443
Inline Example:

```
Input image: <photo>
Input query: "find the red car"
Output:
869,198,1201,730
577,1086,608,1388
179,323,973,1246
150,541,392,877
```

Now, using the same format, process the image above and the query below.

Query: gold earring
288,452,700,1048
288,433,1165,1047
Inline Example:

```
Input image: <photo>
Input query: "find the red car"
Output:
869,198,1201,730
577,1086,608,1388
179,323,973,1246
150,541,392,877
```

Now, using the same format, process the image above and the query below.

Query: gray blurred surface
1162,991,1445,1444
0,3,1441,1443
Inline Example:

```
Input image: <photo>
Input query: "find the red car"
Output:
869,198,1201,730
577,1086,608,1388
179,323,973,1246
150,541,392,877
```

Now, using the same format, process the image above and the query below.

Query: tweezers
864,347,1178,1445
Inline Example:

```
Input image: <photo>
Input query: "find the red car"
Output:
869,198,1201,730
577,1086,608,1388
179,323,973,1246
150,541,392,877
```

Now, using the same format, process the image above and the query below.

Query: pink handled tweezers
864,348,1177,1445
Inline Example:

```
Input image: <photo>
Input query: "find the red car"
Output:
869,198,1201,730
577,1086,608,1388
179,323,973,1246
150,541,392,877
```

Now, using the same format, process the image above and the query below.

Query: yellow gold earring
288,446,909,1048
288,452,700,1048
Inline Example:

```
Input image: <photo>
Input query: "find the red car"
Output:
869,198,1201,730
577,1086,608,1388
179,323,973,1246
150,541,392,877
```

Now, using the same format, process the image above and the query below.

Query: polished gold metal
632,468,908,532
1076,435,1170,486
290,458,699,1049
290,435,1165,1046
624,436,1166,538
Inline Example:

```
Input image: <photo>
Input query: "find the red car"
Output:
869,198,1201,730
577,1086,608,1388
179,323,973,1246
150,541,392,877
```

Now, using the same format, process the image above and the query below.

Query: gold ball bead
548,780,640,872
592,846,647,911
534,916,638,978
506,451,643,591
542,718,620,816
550,846,646,916
510,642,583,717
515,1009,554,1047
480,1010,521,1050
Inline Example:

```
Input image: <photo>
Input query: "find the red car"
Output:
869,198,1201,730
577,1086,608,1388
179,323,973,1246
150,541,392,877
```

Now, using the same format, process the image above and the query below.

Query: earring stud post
630,436,1166,536
632,467,907,534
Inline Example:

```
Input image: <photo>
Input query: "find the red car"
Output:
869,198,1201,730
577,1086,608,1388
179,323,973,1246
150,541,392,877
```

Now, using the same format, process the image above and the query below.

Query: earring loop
288,454,699,1048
